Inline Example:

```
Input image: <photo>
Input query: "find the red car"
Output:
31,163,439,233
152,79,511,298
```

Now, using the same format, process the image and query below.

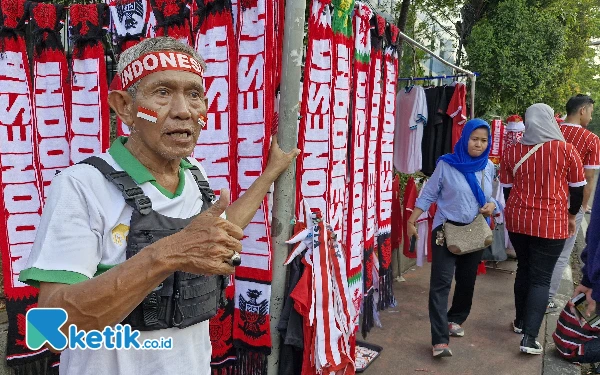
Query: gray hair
117,37,207,99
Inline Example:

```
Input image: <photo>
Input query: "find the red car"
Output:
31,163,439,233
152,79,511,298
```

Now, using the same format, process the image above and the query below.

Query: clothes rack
396,30,477,119
397,73,479,82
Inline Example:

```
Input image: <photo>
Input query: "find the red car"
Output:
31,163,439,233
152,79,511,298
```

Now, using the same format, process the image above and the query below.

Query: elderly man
19,37,299,374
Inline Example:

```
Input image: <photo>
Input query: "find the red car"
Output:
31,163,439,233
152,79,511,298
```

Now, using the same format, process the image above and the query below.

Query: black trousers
429,225,483,345
509,232,566,339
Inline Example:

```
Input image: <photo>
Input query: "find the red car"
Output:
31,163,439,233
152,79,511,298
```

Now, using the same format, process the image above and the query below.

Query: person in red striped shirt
547,95,599,313
500,103,586,355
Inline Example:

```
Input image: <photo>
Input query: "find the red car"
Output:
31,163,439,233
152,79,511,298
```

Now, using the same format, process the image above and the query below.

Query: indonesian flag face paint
137,106,158,123
198,113,207,128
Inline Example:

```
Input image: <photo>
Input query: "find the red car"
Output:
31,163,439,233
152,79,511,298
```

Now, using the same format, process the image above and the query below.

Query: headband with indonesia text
109,51,205,91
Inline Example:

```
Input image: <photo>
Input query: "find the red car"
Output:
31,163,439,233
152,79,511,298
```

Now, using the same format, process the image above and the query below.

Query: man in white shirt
19,37,299,375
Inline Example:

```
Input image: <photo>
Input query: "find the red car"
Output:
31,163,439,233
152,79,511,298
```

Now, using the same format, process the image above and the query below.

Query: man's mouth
165,129,192,140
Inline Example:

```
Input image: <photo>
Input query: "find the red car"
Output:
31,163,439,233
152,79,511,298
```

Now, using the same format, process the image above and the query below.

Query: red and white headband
110,51,205,91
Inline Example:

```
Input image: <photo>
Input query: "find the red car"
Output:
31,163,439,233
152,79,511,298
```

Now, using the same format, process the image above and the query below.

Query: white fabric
24,153,214,375
393,85,427,174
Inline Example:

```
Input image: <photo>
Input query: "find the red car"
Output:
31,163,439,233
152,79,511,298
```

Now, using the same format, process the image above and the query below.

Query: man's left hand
264,135,301,178
479,202,496,217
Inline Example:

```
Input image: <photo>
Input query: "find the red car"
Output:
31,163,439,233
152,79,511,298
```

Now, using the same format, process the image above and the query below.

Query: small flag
137,106,158,123
198,114,207,128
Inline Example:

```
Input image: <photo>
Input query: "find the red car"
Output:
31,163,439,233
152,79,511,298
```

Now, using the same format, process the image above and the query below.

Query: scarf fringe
9,356,58,375
212,350,268,375
361,289,375,339
378,268,396,311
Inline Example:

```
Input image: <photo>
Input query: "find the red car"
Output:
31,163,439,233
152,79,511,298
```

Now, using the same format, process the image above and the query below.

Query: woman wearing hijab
500,103,586,355
407,119,498,358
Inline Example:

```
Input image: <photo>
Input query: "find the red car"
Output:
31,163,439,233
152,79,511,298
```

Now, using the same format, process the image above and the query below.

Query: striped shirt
553,306,600,360
499,140,585,239
561,123,600,170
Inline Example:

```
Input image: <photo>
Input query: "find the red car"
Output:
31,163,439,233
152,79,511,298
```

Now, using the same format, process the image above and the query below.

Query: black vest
80,156,227,331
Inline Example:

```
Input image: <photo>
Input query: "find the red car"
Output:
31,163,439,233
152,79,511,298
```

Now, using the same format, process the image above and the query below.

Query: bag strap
513,143,543,176
79,156,153,215
184,158,216,211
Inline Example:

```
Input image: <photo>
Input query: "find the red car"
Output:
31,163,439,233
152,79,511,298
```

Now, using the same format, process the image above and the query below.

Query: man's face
581,104,594,127
129,70,207,161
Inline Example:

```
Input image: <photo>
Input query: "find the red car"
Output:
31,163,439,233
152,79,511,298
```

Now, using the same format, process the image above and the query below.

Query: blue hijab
437,118,491,207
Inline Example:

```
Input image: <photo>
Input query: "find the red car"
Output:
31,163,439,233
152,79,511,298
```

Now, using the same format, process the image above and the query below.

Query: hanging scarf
390,173,402,254
489,119,505,164
329,0,354,244
270,0,284,136
105,0,150,54
149,0,193,45
233,0,274,370
0,0,59,371
29,3,71,203
295,0,332,222
377,24,399,312
521,103,566,145
105,0,150,137
346,1,372,335
286,205,354,374
438,118,491,208
361,12,384,338
191,0,239,369
69,4,111,162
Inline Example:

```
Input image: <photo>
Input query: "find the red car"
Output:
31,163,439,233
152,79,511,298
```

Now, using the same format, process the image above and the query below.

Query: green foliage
465,0,567,117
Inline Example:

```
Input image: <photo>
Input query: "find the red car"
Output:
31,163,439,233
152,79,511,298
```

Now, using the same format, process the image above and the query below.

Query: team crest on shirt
111,224,130,246
238,289,268,338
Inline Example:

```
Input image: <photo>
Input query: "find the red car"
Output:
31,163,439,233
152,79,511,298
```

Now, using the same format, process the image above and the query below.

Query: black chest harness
80,156,227,331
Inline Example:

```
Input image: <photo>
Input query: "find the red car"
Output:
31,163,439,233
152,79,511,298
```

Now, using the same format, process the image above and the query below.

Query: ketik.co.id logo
26,308,172,350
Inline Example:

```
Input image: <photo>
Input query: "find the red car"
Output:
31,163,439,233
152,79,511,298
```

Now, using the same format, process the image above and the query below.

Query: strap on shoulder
78,156,153,215
184,158,215,211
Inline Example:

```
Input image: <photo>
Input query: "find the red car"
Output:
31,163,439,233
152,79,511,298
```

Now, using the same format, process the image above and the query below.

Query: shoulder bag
443,171,493,255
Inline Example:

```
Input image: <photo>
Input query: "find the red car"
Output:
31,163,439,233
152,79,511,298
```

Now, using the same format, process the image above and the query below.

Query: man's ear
108,90,135,126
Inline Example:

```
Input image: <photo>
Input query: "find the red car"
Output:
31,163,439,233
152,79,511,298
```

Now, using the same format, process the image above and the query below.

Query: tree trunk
396,0,411,66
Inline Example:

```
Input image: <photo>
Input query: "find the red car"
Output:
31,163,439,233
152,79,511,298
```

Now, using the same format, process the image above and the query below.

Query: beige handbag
443,172,493,255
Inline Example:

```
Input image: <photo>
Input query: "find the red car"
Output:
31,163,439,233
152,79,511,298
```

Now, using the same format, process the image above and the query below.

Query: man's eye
190,91,202,99
157,89,169,96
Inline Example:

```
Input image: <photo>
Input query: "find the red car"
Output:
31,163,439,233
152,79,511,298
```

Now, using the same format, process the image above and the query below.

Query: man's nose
169,92,192,119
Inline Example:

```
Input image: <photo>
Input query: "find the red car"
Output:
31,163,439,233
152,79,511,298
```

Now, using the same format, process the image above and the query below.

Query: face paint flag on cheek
198,114,207,128
137,106,158,123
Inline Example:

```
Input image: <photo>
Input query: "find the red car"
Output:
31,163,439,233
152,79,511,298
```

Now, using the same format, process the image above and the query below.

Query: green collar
108,137,194,199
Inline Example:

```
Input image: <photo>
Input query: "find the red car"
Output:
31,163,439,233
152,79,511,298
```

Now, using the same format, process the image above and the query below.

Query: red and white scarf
149,0,193,45
192,0,239,368
377,25,400,311
361,13,385,337
233,0,274,368
346,1,372,332
105,0,150,137
270,0,285,136
29,3,71,203
286,205,354,374
330,0,354,246
489,119,505,164
295,0,332,222
69,4,111,162
0,0,52,368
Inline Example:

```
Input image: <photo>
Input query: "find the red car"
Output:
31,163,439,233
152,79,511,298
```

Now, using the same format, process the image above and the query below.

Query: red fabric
295,0,333,220
489,119,505,164
449,83,468,148
270,0,284,135
553,306,600,359
561,124,600,169
291,259,315,375
0,1,56,368
403,177,418,258
29,3,71,203
500,141,585,239
232,0,274,358
149,0,193,44
69,4,111,160
192,0,239,368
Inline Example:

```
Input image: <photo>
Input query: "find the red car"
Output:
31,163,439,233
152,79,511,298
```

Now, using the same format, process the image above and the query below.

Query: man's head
108,37,208,162
566,94,595,127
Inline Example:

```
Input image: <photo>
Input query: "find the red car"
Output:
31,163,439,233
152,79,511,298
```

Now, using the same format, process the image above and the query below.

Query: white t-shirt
20,138,215,375
393,85,427,174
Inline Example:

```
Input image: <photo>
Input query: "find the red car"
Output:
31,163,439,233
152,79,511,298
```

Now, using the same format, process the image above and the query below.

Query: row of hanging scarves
0,1,110,371
291,0,400,372
0,0,286,373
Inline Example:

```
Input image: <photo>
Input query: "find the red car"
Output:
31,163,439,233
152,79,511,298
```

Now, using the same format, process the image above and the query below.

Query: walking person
547,95,600,313
500,103,586,355
406,119,499,358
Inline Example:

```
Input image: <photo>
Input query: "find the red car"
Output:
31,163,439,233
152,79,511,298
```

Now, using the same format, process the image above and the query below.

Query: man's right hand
163,188,244,276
